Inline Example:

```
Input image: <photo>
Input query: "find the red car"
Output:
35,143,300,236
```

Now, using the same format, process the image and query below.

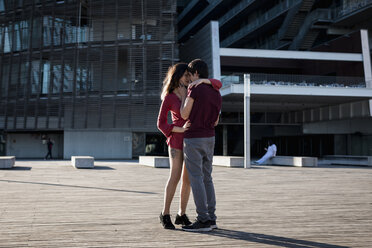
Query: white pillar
211,21,221,80
360,30,372,116
244,74,251,168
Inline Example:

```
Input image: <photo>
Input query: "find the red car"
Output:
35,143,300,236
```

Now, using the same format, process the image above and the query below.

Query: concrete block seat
140,156,247,168
0,156,15,169
138,155,318,168
268,156,318,167
71,156,94,169
213,156,244,168
322,155,372,167
139,156,169,168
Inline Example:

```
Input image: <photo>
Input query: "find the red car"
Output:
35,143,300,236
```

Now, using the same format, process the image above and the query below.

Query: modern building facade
1,0,372,159
0,0,177,158
177,0,372,157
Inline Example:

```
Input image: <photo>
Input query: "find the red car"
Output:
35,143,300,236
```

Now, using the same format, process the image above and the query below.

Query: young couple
157,59,222,232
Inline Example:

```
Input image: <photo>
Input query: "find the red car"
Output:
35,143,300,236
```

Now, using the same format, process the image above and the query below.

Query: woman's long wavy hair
161,63,188,101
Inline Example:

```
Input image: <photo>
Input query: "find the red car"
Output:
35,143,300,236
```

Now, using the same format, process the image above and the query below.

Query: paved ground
0,160,371,247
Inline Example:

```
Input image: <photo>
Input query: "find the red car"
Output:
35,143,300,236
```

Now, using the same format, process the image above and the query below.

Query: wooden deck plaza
0,160,371,247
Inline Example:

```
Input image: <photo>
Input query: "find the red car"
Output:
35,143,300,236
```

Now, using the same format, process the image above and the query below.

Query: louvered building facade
0,0,177,158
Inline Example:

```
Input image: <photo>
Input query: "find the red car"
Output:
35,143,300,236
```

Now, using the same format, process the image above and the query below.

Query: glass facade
0,0,177,131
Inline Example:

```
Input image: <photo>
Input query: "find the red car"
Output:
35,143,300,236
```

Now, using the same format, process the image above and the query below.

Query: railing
221,73,366,88
289,8,332,50
333,0,372,19
221,0,302,47
277,1,302,39
218,0,257,27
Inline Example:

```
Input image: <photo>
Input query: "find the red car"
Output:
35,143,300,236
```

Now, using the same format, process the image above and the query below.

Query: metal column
223,125,227,156
244,74,251,168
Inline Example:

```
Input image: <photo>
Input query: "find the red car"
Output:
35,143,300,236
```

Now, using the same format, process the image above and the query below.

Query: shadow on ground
0,179,157,195
0,166,32,170
317,164,372,169
79,165,115,170
199,228,348,248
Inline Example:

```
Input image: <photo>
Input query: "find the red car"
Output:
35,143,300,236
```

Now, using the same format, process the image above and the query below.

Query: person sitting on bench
255,140,277,165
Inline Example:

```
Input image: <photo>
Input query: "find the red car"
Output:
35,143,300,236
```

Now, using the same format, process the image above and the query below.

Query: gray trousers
184,137,216,222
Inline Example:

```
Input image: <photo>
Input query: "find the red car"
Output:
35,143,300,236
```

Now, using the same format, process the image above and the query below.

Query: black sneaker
182,219,212,232
159,213,175,229
210,220,218,229
175,214,192,226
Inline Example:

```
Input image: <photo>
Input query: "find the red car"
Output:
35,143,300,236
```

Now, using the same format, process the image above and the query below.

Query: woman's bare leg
179,162,190,215
162,147,183,215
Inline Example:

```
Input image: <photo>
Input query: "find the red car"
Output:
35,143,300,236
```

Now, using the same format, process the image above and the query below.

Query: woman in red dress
157,63,222,229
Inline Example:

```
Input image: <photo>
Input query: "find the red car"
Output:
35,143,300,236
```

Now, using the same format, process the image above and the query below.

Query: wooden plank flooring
1,160,371,247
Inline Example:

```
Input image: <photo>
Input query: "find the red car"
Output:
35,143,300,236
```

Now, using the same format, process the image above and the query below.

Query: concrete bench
213,156,244,168
322,155,372,167
268,156,318,167
71,156,94,169
0,156,15,169
139,155,318,168
139,156,169,168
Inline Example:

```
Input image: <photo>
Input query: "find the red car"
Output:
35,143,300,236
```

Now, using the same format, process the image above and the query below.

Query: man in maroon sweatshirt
180,59,222,232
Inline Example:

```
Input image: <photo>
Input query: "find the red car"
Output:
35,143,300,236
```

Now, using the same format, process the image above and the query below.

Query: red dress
157,79,222,150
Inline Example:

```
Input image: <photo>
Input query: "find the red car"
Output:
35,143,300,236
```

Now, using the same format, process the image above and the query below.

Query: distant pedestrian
255,140,277,165
45,138,54,160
